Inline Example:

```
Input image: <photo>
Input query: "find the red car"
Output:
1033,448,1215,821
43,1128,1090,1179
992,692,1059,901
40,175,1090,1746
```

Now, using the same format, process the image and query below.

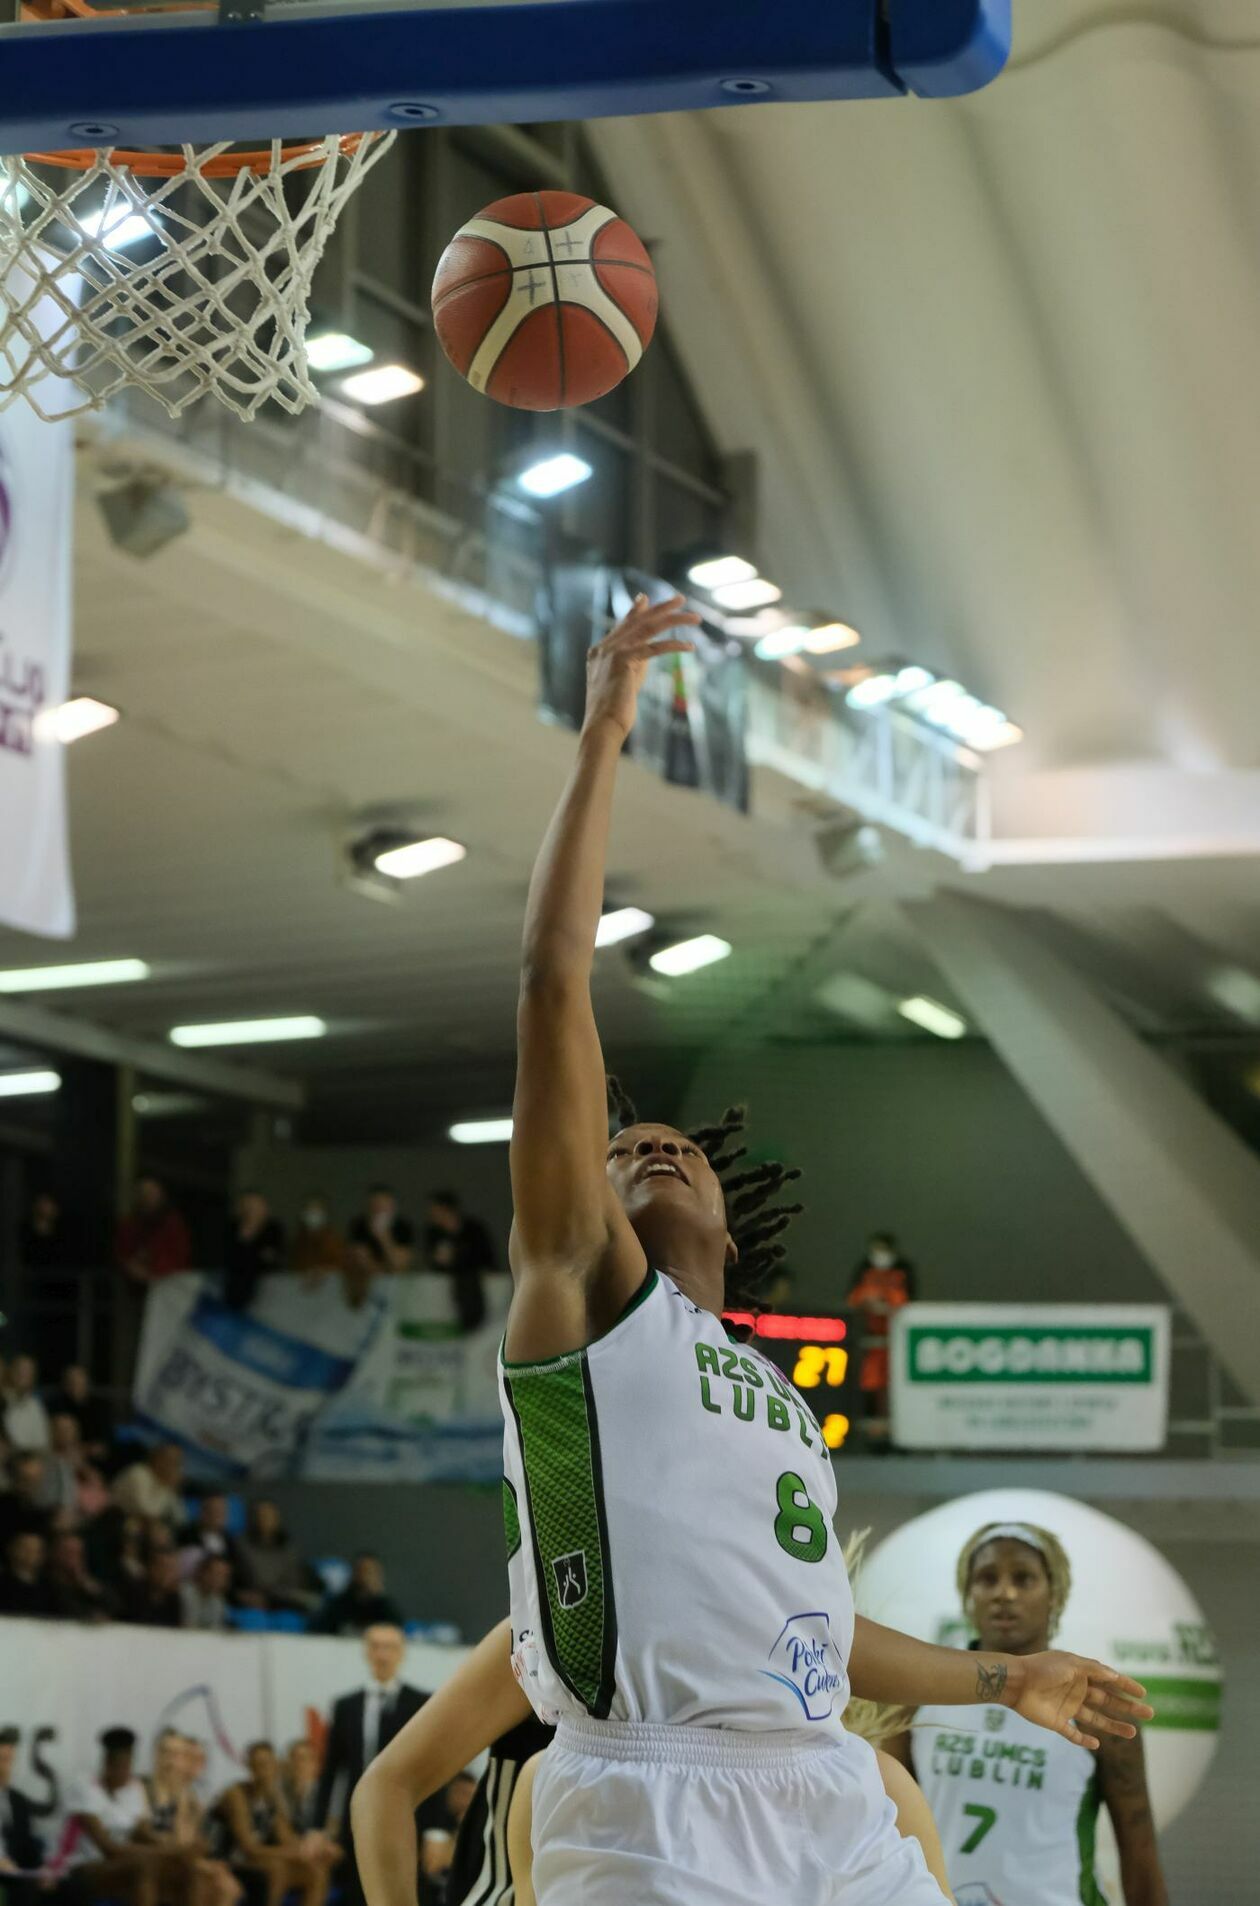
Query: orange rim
18,0,381,174
21,133,379,177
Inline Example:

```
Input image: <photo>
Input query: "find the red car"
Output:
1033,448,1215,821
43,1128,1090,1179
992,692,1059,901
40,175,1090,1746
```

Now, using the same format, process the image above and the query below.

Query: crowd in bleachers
20,1175,497,1331
0,1718,474,1906
0,1352,424,1636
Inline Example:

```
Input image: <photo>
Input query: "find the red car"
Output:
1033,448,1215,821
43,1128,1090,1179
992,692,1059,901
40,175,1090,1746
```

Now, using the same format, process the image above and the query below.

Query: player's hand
582,593,699,740
1008,1650,1153,1751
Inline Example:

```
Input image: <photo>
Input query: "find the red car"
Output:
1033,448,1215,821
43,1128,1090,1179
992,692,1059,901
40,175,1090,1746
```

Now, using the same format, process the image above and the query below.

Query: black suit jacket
316,1684,436,1833
1,1785,45,1872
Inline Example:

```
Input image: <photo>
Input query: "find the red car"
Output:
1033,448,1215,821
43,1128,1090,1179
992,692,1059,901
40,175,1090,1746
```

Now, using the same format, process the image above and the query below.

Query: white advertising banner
134,1272,510,1483
890,1303,1171,1452
0,279,76,938
0,1619,468,1854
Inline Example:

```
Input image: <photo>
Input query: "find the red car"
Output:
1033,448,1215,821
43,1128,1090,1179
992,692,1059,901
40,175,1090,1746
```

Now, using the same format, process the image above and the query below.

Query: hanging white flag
0,277,76,938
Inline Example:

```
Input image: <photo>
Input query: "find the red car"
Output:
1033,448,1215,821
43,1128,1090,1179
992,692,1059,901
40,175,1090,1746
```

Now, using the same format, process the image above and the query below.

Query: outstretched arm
352,1618,532,1906
506,593,698,1364
849,1617,1151,1751
1097,1729,1168,1906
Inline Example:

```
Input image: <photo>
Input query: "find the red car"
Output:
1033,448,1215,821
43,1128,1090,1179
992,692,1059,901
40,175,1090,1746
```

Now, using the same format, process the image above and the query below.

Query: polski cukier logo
762,1611,846,1722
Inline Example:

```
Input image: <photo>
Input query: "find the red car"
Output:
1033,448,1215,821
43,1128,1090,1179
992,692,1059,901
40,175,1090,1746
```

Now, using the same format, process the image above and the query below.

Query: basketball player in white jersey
353,1617,955,1906
890,1521,1168,1906
502,593,1152,1906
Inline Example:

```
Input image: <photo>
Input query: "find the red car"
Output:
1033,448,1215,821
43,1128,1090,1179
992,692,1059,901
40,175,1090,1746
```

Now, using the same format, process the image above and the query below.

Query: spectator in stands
2,1358,51,1454
180,1555,232,1631
345,1186,414,1306
223,1192,286,1313
314,1625,433,1906
145,1728,241,1906
0,1453,52,1549
118,1545,182,1628
44,1529,112,1623
51,1366,113,1462
289,1197,344,1282
115,1175,193,1288
179,1493,241,1579
0,1532,50,1617
422,1191,494,1333
112,1442,184,1525
418,1771,478,1904
846,1230,918,1447
38,1414,108,1520
18,1191,72,1273
0,1725,44,1899
63,1727,157,1906
282,1743,341,1885
235,1500,319,1616
312,1553,404,1637
221,1743,328,1906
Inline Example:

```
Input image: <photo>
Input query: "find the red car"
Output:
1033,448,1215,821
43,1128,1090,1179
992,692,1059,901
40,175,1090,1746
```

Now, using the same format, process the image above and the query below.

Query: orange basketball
431,190,658,411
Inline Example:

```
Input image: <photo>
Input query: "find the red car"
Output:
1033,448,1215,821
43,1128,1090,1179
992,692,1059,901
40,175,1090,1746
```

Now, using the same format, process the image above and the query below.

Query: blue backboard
0,0,1010,153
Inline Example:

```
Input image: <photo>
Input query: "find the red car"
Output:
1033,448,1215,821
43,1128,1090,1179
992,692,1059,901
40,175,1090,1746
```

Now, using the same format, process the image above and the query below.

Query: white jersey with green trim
912,1702,1107,1906
498,1268,857,1740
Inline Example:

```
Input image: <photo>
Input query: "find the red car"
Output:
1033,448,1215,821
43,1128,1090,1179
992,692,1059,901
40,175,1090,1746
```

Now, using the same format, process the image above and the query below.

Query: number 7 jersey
499,1268,856,1737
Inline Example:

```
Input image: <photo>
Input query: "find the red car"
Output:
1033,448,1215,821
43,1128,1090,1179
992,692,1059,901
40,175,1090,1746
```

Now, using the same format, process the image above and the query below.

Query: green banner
1141,1676,1222,1732
907,1324,1154,1385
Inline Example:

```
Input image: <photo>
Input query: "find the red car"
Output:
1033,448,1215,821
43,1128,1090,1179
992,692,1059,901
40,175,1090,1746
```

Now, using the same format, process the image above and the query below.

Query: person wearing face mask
847,1231,917,1447
289,1197,345,1283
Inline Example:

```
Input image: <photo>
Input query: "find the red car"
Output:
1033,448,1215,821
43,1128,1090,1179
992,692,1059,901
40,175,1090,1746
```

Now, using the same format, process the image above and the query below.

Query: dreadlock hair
956,1520,1073,1642
605,1080,803,1309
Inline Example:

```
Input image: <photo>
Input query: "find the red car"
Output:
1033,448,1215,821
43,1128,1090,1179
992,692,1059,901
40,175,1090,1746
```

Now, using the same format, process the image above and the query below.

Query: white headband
972,1521,1050,1559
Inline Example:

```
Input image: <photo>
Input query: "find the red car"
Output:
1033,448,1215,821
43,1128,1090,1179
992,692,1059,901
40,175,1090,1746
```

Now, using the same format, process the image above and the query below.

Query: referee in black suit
316,1625,443,1906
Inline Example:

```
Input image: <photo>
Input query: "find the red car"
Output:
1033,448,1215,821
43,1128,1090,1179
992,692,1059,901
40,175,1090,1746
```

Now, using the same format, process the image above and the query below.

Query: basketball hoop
0,3,395,422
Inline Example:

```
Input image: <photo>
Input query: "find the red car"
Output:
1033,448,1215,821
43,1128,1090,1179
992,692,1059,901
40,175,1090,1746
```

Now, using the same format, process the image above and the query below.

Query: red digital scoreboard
722,1311,858,1450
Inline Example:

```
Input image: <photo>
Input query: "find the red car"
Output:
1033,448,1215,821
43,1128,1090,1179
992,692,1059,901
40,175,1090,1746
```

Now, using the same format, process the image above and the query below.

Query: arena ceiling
4,0,1260,1140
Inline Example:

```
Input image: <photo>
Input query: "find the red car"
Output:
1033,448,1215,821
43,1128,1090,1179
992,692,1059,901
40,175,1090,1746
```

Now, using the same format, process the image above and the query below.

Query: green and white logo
908,1324,1154,1384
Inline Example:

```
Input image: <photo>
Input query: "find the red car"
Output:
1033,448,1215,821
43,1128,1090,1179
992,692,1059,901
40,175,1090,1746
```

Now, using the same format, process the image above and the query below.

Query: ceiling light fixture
687,556,757,591
372,836,466,880
0,1069,61,1099
846,665,1020,751
34,697,120,744
80,203,153,250
517,452,593,499
596,905,655,948
649,934,732,977
898,995,967,1040
754,625,811,662
710,577,782,612
449,1117,514,1144
306,331,373,373
0,957,148,994
169,1015,326,1049
340,363,424,405
803,622,861,655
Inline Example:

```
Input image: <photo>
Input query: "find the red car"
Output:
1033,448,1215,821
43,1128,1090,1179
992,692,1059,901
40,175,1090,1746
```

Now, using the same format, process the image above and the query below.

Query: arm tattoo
975,1660,1008,1702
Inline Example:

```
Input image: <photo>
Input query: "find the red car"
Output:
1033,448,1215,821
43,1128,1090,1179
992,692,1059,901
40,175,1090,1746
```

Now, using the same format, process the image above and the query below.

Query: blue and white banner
133,1271,510,1482
0,275,76,938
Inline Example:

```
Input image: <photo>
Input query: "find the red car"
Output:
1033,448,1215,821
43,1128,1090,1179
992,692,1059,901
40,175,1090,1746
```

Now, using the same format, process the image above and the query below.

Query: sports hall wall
240,1040,1166,1311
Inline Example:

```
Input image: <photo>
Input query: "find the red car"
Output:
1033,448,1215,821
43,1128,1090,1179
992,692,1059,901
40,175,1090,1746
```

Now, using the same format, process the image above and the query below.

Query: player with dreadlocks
501,593,1152,1906
889,1521,1169,1906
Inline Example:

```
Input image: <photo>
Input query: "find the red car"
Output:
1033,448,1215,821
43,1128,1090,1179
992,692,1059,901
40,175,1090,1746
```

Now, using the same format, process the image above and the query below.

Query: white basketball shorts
531,1716,946,1906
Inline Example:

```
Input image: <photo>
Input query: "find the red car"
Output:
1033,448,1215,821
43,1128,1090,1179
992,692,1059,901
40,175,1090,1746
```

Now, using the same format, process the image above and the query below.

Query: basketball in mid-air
431,190,658,411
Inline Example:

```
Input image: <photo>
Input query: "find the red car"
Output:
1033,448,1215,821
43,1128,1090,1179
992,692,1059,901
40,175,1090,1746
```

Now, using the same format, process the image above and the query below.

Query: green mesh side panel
503,1477,521,1561
1076,1775,1106,1906
505,1356,615,1717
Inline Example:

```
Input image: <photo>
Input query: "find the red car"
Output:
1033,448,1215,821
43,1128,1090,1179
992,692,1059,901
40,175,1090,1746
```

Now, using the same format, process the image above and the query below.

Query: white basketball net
0,133,395,423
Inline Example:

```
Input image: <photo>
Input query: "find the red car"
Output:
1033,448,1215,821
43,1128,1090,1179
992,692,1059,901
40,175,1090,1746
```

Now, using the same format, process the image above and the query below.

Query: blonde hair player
888,1521,1168,1906
353,1618,955,1906
496,592,1152,1906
